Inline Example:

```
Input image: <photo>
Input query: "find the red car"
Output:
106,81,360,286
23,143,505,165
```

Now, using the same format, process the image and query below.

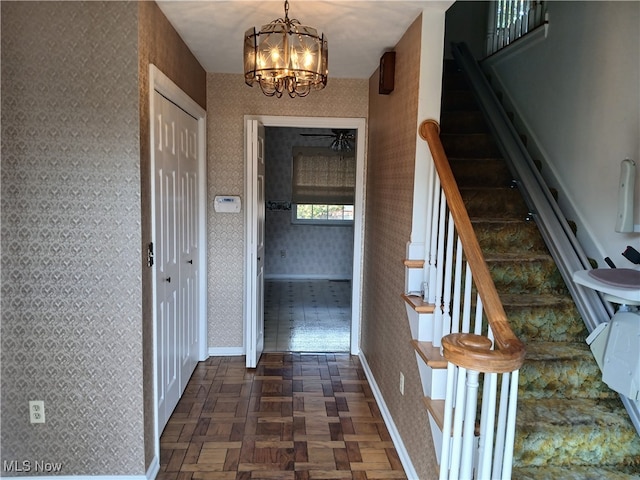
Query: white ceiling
157,0,451,79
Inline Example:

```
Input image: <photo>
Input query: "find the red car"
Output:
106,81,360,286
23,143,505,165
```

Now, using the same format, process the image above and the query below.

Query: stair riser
441,90,477,111
519,361,615,400
461,189,529,219
513,465,640,479
440,111,488,133
503,303,587,343
474,221,548,254
487,259,568,295
442,71,468,90
416,356,447,399
450,159,512,187
441,134,501,158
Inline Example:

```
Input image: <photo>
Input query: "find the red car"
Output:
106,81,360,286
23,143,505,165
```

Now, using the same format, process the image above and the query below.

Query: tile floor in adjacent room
264,280,351,353
158,353,408,480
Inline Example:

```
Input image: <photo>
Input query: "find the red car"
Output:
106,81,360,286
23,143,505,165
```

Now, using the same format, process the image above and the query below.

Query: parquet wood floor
158,353,408,480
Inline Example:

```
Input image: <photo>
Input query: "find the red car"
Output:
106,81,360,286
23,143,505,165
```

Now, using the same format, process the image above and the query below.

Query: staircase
436,59,640,478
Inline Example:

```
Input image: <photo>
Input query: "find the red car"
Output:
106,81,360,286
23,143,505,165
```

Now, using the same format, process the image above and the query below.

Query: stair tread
512,464,640,479
484,251,554,262
472,217,530,224
441,132,494,138
403,258,425,268
423,397,445,430
498,292,577,307
411,340,447,369
448,156,504,161
402,294,435,314
524,341,591,361
460,186,520,191
472,218,533,224
423,397,480,436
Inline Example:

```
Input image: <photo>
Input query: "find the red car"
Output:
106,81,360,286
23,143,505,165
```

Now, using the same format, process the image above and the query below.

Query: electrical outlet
29,400,45,424
399,372,405,395
280,249,286,258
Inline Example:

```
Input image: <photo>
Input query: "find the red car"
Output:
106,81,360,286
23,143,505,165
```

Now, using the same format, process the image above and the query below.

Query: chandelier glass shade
244,0,328,98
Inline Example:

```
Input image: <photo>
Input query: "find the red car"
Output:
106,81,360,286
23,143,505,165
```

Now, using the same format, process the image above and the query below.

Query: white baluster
477,372,498,479
502,370,520,479
440,363,457,480
492,373,511,479
460,370,481,479
449,366,468,479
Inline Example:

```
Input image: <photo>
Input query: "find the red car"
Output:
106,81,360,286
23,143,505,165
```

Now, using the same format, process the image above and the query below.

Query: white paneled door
154,90,200,433
246,120,265,368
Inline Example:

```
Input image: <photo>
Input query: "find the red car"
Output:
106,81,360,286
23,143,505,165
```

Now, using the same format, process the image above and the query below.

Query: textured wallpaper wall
264,127,355,279
1,1,145,475
206,75,368,349
138,0,208,469
362,15,439,478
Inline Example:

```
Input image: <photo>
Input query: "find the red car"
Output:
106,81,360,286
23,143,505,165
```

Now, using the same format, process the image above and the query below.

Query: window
291,146,355,225
293,204,353,224
291,147,355,204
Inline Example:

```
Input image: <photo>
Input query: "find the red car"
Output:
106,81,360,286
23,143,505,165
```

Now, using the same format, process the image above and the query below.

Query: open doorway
244,115,366,365
263,127,356,352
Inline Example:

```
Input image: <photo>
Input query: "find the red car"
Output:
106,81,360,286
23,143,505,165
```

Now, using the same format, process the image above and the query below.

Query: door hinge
147,242,154,267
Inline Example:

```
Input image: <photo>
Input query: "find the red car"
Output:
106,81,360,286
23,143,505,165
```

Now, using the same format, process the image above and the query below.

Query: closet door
154,91,200,432
177,107,199,395
154,91,181,432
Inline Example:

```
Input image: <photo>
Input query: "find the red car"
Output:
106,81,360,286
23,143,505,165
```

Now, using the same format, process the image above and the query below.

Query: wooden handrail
419,119,525,373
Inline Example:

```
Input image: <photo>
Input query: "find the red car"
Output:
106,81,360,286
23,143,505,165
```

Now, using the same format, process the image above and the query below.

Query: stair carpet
439,61,640,479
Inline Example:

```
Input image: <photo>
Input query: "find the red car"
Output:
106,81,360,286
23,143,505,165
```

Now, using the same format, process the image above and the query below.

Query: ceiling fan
300,129,356,152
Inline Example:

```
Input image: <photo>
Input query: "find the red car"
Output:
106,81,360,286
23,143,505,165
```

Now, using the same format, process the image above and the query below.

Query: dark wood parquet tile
158,354,407,480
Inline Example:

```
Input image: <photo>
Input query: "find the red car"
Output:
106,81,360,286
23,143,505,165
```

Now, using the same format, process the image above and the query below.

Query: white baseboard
208,346,244,356
358,352,418,480
264,274,352,281
146,456,159,480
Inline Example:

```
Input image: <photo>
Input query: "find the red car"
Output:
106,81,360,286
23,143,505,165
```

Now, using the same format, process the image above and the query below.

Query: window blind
291,147,355,204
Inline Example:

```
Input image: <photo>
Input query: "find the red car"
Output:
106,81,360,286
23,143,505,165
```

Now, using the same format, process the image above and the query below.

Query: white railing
420,119,525,479
486,0,548,56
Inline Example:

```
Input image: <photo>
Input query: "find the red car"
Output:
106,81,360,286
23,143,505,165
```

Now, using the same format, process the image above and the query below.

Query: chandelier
244,0,328,98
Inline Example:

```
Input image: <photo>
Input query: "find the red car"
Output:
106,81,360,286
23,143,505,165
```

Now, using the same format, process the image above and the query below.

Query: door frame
149,64,208,453
244,115,367,357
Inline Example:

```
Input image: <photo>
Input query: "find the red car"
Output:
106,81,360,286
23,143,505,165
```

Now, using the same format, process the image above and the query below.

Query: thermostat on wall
214,195,241,213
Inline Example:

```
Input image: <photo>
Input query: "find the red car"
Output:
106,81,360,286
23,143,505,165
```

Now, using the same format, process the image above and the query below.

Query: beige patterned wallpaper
1,1,145,475
206,75,369,348
362,15,438,478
